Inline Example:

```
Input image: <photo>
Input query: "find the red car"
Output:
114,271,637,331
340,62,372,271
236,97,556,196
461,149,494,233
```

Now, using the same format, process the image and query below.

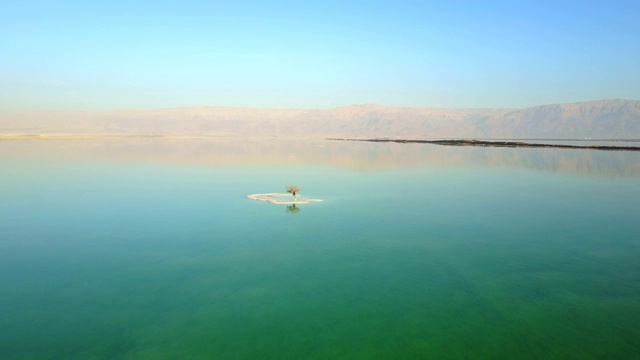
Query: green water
1,139,639,359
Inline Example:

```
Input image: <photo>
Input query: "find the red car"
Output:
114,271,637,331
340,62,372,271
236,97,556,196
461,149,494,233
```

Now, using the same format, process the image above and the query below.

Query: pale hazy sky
1,0,639,111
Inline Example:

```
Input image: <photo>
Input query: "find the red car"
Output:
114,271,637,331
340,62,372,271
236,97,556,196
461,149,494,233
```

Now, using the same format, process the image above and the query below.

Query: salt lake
1,138,639,359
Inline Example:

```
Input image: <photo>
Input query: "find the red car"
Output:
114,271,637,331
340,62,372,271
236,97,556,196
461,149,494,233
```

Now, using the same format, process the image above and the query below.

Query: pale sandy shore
247,193,323,205
0,134,234,140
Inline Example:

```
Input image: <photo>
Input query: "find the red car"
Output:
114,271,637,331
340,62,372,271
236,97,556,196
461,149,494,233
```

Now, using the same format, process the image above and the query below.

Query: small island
247,186,323,205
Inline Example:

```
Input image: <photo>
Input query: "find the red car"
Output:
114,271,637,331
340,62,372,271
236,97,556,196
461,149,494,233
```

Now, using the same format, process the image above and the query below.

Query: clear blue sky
1,0,639,111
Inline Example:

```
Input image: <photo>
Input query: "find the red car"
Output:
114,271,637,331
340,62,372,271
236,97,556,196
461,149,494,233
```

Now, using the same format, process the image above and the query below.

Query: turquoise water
1,139,640,359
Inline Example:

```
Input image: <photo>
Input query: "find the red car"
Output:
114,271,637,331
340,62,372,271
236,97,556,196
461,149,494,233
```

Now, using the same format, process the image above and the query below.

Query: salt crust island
246,193,323,205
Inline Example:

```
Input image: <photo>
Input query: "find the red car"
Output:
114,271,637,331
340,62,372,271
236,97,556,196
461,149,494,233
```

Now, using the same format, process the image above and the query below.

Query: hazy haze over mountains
2,99,639,139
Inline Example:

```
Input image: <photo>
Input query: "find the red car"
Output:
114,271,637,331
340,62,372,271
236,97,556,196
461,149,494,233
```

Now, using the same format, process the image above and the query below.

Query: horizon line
2,98,638,115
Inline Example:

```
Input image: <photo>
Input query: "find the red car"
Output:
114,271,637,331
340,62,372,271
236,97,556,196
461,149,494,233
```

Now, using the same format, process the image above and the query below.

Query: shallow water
1,139,639,359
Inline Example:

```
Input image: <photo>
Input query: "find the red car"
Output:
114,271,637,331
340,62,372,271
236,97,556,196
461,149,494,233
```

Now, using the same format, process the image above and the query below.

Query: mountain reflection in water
1,138,639,177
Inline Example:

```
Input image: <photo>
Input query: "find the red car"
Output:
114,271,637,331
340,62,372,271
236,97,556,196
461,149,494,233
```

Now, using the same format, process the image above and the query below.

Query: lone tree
286,185,300,199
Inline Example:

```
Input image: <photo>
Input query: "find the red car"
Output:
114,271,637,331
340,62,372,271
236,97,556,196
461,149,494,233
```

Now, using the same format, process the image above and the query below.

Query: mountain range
2,99,639,139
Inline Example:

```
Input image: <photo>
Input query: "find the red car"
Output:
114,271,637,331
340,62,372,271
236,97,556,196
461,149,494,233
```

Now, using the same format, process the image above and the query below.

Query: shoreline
327,138,640,151
0,134,328,141
2,134,640,151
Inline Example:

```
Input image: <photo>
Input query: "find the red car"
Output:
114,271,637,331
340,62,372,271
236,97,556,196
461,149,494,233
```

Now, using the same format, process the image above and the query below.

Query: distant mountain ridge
2,99,639,139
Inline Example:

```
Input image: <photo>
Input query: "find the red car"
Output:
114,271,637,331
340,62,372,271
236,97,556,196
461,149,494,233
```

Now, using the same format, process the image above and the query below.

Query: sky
1,0,639,112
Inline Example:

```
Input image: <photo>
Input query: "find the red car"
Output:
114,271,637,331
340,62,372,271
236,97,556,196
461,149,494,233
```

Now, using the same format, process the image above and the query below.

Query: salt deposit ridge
247,193,323,205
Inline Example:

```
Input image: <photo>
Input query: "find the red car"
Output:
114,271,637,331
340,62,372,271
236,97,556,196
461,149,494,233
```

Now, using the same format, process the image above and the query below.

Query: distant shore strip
327,138,640,151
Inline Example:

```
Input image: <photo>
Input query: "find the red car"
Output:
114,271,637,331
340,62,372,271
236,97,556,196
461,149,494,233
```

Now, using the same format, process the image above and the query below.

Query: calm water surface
1,139,639,359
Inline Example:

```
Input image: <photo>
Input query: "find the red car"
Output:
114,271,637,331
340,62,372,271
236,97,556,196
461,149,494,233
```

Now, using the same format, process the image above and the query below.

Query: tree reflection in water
286,203,300,214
